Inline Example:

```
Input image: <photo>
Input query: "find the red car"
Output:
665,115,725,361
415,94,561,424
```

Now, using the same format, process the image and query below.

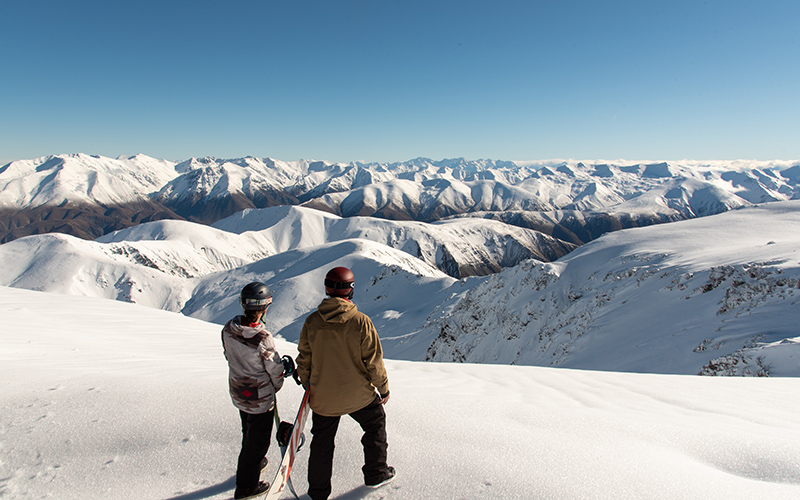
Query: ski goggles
324,279,355,290
240,296,273,309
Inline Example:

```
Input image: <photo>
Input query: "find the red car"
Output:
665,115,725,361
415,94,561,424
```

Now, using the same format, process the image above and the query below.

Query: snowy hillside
3,286,800,500
1,197,799,375
182,238,461,360
0,206,471,346
0,203,565,316
209,205,574,276
0,287,800,500
423,201,800,376
0,211,456,314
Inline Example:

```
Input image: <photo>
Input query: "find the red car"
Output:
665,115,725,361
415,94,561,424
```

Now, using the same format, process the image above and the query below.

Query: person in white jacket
222,282,285,499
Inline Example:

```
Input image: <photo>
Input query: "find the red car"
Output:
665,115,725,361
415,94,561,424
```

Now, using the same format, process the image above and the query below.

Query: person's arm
261,343,285,391
361,317,389,399
296,321,312,389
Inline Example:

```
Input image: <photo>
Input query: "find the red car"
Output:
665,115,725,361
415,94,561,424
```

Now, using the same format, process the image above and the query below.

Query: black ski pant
307,396,389,500
236,409,274,496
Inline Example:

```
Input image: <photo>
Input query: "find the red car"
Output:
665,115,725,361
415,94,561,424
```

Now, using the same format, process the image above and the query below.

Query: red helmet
325,267,355,298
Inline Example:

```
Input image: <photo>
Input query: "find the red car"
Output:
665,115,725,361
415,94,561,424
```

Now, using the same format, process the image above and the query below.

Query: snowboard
263,387,311,500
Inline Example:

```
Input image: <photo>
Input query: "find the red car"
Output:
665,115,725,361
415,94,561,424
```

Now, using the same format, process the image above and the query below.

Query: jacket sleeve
296,320,312,389
221,325,229,360
260,337,285,392
361,316,389,396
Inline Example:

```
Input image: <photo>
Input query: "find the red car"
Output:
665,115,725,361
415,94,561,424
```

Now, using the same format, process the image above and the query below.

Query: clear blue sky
1,0,798,164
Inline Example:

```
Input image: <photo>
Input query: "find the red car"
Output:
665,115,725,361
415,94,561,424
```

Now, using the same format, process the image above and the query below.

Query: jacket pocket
231,378,260,402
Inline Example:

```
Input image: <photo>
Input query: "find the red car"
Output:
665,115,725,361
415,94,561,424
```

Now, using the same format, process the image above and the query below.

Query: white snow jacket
222,316,285,414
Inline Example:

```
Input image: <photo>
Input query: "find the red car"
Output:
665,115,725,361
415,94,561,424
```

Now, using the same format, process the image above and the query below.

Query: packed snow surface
2,286,800,500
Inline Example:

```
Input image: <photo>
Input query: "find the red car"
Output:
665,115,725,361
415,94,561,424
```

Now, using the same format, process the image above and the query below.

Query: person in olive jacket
296,266,395,500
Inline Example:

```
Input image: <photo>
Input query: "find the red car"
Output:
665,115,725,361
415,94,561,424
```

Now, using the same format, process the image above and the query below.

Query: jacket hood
228,315,267,339
318,297,358,324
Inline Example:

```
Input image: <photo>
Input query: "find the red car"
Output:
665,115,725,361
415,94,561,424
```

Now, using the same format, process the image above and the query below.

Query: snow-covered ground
2,286,800,500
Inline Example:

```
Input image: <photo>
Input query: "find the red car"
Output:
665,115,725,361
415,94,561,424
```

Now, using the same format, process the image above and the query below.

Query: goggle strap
325,279,355,290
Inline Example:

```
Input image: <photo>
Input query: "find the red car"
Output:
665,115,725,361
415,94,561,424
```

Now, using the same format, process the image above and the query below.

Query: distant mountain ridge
1,153,798,253
1,198,798,376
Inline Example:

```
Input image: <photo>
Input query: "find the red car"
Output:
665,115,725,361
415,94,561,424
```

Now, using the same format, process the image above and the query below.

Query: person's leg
307,412,341,500
235,410,274,496
350,397,390,485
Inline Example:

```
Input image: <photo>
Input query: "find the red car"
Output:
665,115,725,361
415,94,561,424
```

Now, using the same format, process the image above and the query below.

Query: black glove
281,355,295,378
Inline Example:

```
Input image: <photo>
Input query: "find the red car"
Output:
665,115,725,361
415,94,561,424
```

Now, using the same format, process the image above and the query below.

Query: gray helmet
240,281,273,310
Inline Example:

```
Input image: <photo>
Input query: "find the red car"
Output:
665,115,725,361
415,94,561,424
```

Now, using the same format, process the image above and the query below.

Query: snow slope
2,286,800,500
423,201,800,376
210,205,574,276
0,231,193,311
183,238,460,359
0,204,565,311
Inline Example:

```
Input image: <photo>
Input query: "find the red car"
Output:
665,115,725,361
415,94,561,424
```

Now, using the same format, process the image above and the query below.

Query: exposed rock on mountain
0,201,182,243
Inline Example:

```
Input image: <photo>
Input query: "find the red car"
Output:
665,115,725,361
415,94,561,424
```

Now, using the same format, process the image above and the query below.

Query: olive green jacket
297,297,389,417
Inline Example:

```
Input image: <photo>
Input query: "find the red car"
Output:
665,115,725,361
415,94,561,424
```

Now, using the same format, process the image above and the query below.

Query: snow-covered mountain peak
0,153,179,208
174,156,219,173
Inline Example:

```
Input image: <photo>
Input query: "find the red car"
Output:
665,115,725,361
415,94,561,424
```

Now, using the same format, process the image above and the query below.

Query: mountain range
2,153,798,252
2,154,799,500
2,153,800,376
1,178,798,376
